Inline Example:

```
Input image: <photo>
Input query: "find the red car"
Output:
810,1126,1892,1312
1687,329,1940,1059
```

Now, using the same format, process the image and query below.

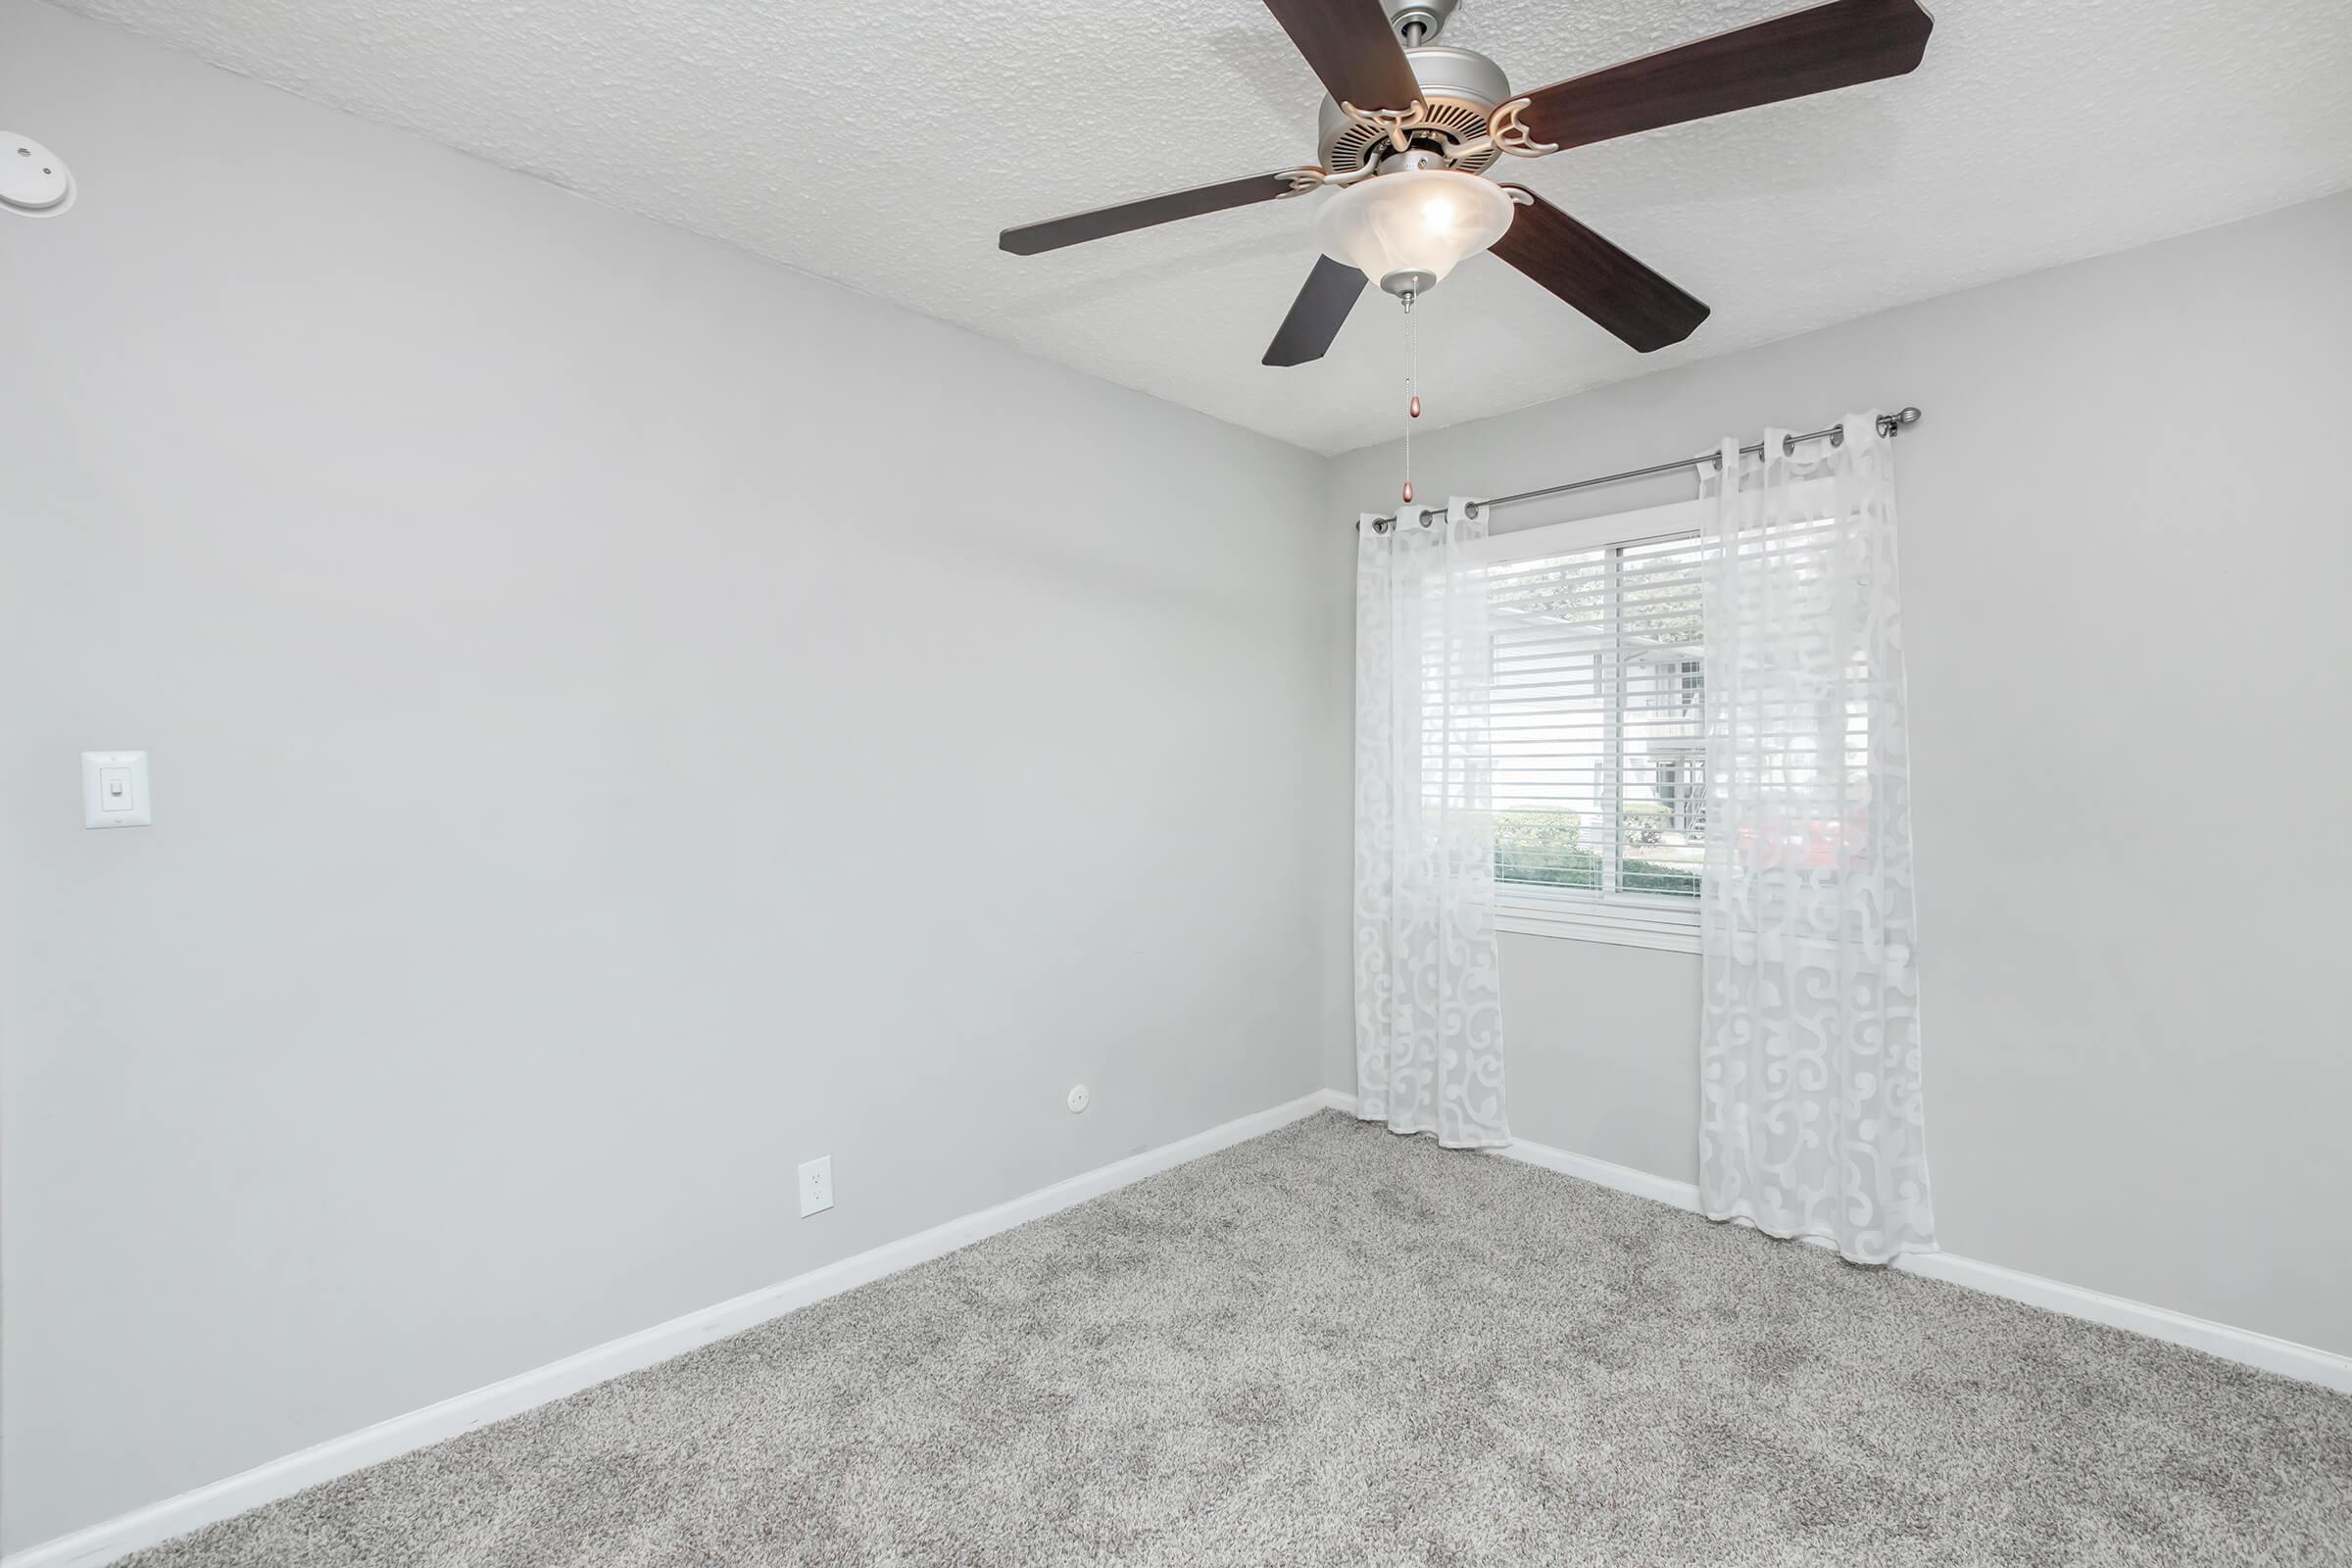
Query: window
1465,501,1710,951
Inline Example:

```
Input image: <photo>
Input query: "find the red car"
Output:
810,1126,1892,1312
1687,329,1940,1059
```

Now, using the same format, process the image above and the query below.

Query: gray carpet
127,1112,2350,1566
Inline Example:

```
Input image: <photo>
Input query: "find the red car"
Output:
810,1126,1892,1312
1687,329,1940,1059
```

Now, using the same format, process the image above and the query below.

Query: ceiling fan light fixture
1313,169,1513,297
999,0,1936,365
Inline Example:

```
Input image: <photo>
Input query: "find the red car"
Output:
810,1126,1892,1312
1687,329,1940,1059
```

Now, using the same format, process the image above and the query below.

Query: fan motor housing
1315,45,1511,177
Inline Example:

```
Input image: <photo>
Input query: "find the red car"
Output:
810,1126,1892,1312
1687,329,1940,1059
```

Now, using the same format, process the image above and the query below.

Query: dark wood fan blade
1263,256,1369,366
1261,0,1424,113
1492,189,1709,353
1000,172,1299,255
1511,0,1933,154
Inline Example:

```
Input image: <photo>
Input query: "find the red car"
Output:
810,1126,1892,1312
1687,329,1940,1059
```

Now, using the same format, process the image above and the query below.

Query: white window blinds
1486,526,1706,906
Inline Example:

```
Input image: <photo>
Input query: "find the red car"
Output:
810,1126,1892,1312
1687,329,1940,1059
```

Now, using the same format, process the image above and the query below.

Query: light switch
81,752,152,828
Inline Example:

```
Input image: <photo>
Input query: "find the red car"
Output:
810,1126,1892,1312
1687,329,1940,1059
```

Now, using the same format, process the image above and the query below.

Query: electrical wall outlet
797,1155,833,1218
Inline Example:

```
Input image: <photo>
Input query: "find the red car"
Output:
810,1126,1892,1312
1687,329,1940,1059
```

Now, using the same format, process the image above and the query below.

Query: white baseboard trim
6,1091,1338,1568
1315,1088,2352,1396
1890,1251,2352,1392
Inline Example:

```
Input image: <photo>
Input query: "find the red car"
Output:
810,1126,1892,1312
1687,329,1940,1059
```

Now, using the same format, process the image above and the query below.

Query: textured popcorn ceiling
50,0,2352,454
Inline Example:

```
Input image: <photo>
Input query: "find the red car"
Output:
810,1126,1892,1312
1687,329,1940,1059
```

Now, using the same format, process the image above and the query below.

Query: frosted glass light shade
1313,169,1514,295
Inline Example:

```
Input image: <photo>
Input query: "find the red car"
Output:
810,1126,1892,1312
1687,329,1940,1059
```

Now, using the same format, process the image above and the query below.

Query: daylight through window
1485,525,1706,906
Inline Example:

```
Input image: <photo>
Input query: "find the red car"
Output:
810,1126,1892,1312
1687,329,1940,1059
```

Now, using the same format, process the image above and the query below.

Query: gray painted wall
1325,190,2352,1362
0,2,1331,1549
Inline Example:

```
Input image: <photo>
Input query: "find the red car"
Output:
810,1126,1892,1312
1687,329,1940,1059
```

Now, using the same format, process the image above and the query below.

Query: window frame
1460,499,1709,955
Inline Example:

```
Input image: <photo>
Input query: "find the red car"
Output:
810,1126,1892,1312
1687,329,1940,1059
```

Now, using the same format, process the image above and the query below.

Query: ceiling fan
1000,0,1935,368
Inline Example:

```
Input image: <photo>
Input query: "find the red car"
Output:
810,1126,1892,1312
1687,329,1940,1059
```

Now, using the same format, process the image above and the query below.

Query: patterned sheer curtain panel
1353,498,1507,1149
1695,415,1936,1263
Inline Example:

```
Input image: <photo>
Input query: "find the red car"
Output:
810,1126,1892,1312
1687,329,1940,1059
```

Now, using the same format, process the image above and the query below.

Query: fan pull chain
1401,291,1419,505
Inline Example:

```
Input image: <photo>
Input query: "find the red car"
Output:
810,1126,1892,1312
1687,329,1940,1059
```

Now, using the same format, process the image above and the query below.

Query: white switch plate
798,1155,833,1218
81,752,152,828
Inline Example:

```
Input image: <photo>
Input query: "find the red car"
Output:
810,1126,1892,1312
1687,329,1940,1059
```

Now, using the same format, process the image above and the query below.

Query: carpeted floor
126,1112,2350,1566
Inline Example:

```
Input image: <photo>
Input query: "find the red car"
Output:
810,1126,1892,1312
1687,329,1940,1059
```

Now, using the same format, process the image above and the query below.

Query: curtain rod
1361,406,1924,533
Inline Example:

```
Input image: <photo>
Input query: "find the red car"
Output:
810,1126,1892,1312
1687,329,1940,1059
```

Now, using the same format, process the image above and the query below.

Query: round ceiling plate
1,133,74,217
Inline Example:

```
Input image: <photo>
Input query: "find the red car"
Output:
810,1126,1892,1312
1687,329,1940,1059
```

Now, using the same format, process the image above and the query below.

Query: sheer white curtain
1695,416,1935,1262
1353,499,1507,1148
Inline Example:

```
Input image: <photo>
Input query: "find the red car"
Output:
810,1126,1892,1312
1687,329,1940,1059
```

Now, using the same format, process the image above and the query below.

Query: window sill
1495,893,1701,955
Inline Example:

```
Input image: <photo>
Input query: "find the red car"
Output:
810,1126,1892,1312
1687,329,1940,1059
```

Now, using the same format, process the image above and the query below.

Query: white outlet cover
1,133,74,218
797,1155,833,1218
1066,1085,1091,1114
